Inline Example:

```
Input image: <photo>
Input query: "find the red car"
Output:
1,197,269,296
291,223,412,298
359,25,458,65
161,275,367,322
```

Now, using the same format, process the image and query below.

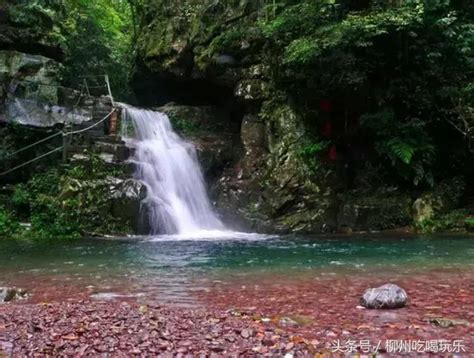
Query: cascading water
121,107,225,235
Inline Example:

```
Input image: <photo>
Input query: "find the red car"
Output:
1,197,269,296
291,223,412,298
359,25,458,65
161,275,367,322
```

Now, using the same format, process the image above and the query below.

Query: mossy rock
0,2,65,61
338,191,412,232
0,50,61,104
413,177,465,224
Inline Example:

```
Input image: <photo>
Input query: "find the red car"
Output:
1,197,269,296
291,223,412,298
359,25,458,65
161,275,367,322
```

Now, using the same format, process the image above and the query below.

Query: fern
386,139,415,164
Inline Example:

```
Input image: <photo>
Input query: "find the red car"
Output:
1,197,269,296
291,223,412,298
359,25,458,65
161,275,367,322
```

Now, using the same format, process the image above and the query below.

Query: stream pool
1,233,473,305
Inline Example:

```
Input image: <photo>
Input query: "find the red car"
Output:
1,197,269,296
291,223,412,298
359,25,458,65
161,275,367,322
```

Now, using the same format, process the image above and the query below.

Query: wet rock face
59,177,147,234
360,284,408,309
239,114,267,179
135,1,331,233
0,2,65,61
412,196,436,224
0,51,62,121
0,51,100,128
158,103,237,134
214,102,337,233
133,1,342,234
111,179,148,233
412,177,465,224
135,1,258,82
241,115,266,150
156,103,237,181
337,191,412,232
192,134,235,181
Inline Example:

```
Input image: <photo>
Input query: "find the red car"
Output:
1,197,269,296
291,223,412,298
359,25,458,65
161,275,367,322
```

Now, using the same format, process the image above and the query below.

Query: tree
260,0,473,187
61,0,134,100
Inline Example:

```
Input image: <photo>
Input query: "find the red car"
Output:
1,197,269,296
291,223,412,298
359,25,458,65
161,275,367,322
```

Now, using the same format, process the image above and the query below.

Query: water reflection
0,234,473,304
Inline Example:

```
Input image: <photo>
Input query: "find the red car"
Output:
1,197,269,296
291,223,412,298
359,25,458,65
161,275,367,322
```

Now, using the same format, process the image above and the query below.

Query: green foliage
362,109,435,186
61,0,134,100
11,184,31,218
260,2,331,41
257,0,473,189
65,152,124,180
300,141,329,157
383,139,415,165
282,6,423,66
298,139,330,174
416,209,469,233
0,207,20,238
0,127,14,161
169,115,200,135
5,152,131,241
4,0,135,99
7,0,67,51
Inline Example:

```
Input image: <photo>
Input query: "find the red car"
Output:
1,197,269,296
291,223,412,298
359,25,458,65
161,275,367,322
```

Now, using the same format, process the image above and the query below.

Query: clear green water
0,234,473,304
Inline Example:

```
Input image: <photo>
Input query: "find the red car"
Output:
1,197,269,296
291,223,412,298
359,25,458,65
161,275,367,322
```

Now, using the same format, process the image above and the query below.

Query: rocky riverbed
1,269,473,356
201,270,474,355
1,301,315,356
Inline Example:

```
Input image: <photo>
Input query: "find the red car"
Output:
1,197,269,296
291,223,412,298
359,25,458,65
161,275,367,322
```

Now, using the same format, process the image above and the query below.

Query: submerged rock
360,283,408,309
278,317,300,328
425,317,470,328
0,287,28,303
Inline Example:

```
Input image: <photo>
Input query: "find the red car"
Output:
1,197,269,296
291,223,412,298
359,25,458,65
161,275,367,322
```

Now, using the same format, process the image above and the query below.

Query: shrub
0,207,20,238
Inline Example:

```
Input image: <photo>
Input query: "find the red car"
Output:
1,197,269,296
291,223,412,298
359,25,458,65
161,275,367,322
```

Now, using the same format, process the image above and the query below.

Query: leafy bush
361,109,435,186
61,0,134,100
169,115,200,134
0,127,15,162
298,139,330,174
416,209,469,233
466,217,474,227
258,0,473,190
7,152,131,241
0,207,19,238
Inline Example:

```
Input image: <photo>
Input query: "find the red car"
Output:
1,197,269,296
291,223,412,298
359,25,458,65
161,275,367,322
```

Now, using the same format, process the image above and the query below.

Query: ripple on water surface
0,233,473,304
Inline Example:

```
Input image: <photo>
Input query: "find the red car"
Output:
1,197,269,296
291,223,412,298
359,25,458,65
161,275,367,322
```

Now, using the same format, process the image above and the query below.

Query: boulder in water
360,284,408,309
111,179,147,231
0,287,28,303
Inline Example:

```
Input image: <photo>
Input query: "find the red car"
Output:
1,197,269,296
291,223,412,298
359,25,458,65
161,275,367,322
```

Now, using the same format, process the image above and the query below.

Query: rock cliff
132,1,340,233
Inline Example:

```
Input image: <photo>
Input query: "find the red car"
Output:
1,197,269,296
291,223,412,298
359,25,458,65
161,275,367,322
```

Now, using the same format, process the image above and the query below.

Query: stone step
69,153,135,174
66,144,89,154
93,140,131,162
95,135,126,145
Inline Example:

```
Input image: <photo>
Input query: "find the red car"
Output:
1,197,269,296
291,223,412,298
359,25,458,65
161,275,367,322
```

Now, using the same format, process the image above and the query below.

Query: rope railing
0,147,64,177
0,109,116,177
1,72,117,177
1,131,64,161
64,109,114,136
77,75,115,106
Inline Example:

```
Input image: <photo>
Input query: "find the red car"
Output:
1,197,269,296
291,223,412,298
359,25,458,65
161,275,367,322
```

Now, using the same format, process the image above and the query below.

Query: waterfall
121,107,225,235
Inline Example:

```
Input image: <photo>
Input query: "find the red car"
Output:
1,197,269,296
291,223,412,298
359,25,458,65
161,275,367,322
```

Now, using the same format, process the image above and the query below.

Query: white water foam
148,230,276,242
122,107,264,240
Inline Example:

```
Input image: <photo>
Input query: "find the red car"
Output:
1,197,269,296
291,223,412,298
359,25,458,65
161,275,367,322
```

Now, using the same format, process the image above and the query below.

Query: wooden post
105,75,115,107
83,79,91,97
109,109,118,137
62,133,68,162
